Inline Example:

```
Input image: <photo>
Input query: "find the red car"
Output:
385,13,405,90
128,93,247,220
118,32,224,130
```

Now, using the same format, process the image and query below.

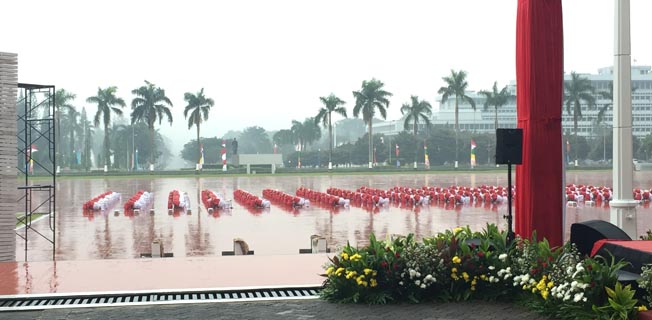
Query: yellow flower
341,252,349,260
363,268,373,275
370,278,378,287
547,281,554,289
451,273,459,280
453,227,463,234
452,256,461,264
480,275,487,281
350,253,362,261
462,272,470,282
325,267,334,275
451,267,458,273
541,290,549,300
335,267,345,276
471,286,476,291
345,270,357,279
372,271,377,277
471,279,477,286
638,305,648,312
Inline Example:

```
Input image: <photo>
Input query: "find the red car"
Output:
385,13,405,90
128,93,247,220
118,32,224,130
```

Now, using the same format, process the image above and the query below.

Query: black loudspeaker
570,220,632,256
495,128,523,164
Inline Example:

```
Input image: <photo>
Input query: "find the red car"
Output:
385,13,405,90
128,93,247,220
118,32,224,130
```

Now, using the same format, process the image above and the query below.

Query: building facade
373,66,652,140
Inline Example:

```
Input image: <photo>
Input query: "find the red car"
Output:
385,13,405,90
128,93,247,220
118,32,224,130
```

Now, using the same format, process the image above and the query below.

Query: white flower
409,269,417,279
573,292,584,302
416,272,421,278
399,281,404,286
563,294,571,301
489,276,495,282
571,281,577,288
499,253,508,261
488,266,496,270
425,274,433,282
415,280,421,286
420,283,427,289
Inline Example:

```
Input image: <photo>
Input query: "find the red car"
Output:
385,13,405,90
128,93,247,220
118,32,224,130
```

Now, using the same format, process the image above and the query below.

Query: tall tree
291,118,321,151
597,81,637,124
130,80,173,166
61,108,82,167
401,95,432,135
479,81,511,130
438,70,475,166
315,94,347,168
183,88,214,167
564,72,595,164
80,107,94,171
54,89,76,167
401,95,432,167
86,86,126,168
352,78,393,168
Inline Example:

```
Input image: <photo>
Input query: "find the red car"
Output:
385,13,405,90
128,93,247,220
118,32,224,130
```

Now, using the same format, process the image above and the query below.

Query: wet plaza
15,171,652,262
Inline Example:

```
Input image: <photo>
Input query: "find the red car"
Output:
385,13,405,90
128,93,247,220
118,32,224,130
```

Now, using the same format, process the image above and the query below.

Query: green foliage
239,126,273,154
639,265,652,307
592,282,638,320
321,224,639,320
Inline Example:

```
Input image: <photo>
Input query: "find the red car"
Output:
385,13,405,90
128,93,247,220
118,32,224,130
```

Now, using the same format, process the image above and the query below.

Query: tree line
32,69,645,171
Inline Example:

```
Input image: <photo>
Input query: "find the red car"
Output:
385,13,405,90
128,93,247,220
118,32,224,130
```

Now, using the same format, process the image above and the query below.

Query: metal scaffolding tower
16,83,56,261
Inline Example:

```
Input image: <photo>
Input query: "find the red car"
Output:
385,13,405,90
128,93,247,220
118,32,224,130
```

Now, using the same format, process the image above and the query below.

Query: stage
0,254,328,296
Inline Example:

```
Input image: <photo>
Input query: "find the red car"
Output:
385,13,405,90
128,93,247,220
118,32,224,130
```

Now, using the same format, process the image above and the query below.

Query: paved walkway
1,299,549,320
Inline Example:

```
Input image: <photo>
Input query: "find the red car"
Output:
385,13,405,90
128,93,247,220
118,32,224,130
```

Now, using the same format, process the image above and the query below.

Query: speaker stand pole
505,162,515,245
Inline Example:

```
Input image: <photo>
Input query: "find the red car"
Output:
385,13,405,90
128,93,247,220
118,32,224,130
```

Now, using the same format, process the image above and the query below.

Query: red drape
515,0,564,247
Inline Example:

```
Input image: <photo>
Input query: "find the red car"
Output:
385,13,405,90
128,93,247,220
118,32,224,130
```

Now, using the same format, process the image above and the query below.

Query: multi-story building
373,66,652,139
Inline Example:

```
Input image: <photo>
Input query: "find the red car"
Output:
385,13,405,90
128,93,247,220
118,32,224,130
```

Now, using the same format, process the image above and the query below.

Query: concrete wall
0,52,17,261
237,154,284,165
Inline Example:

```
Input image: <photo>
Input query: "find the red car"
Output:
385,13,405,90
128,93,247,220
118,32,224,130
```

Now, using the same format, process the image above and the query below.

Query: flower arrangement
321,224,644,319
639,265,652,309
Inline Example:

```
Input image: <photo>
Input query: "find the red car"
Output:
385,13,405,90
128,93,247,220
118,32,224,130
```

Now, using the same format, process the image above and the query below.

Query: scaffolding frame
16,83,56,261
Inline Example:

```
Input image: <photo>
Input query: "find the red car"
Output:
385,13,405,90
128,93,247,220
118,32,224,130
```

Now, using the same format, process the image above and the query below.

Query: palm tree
86,87,126,168
352,79,393,168
315,94,347,169
564,72,595,164
55,89,76,167
291,118,321,151
401,96,432,168
401,95,432,135
597,81,637,124
183,88,215,167
130,80,173,167
438,70,475,167
61,108,82,167
479,82,511,130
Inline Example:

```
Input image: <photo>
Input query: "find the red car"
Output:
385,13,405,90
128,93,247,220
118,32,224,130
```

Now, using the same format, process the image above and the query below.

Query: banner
470,139,477,167
395,144,400,167
424,142,430,169
199,144,204,169
221,140,227,171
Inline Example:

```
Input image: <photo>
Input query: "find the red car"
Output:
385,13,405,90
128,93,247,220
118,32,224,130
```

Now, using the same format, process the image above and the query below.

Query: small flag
274,143,278,154
295,143,302,152
470,139,477,167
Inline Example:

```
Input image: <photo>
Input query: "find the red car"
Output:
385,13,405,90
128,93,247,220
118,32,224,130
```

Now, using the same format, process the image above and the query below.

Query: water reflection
14,171,652,261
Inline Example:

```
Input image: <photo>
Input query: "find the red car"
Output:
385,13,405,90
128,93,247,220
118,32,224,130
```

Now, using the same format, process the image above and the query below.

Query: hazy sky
2,0,652,155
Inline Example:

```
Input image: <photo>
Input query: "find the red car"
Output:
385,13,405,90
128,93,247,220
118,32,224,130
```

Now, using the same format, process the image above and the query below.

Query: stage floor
0,254,328,296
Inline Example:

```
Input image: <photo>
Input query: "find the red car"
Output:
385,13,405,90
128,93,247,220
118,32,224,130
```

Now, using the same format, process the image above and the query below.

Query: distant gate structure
0,52,18,261
233,154,284,174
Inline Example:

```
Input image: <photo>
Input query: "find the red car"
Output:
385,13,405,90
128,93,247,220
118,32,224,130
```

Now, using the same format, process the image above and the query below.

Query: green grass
20,164,612,181
15,212,47,227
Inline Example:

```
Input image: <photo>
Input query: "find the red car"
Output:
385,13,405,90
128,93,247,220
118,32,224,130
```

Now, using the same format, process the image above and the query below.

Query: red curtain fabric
515,0,564,247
